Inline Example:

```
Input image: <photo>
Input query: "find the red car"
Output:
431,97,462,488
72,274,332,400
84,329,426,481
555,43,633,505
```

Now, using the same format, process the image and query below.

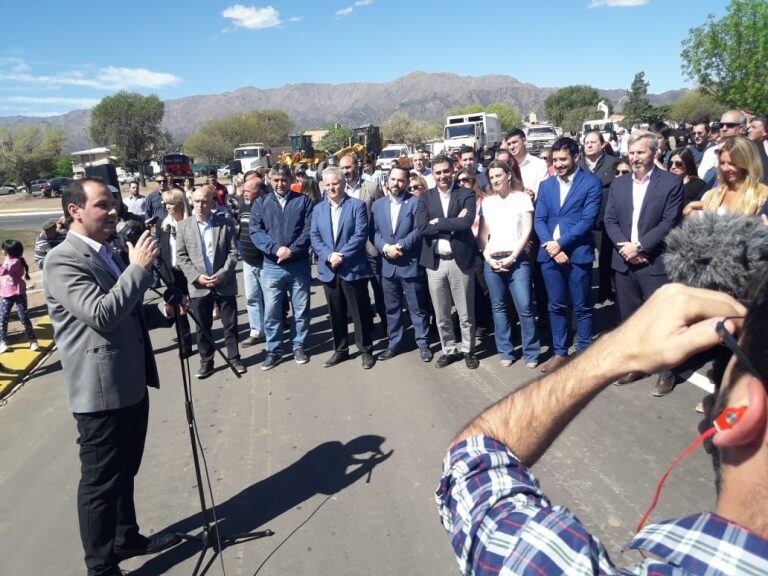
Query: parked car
0,183,17,196
29,178,51,196
117,172,137,184
217,166,230,179
49,177,74,197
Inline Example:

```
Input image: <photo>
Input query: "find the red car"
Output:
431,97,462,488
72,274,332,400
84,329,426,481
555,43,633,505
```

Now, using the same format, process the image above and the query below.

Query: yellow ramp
0,317,55,399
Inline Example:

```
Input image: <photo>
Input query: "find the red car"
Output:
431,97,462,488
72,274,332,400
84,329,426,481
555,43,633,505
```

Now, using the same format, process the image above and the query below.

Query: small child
0,239,38,353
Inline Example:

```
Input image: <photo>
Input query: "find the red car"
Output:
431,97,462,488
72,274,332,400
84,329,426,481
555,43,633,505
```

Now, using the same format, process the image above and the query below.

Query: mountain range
0,71,687,152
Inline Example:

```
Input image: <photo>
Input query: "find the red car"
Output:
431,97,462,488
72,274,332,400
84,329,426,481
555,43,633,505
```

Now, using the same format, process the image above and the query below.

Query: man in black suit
578,130,619,303
604,130,683,396
416,154,479,369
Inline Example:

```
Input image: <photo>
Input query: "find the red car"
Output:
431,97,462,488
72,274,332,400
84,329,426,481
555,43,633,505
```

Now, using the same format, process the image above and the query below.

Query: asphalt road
0,210,63,230
0,272,719,576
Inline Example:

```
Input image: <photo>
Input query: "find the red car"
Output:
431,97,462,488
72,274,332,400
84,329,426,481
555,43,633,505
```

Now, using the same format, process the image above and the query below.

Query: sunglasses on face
616,169,631,175
670,160,684,168
720,122,741,129
458,178,474,184
407,185,425,191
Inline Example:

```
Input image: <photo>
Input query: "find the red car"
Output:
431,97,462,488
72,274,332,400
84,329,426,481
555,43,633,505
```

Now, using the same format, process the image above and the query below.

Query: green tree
668,89,726,123
622,72,654,126
0,125,64,189
561,105,598,133
447,103,523,134
681,0,768,113
318,125,352,153
52,157,74,178
184,109,293,163
89,91,165,183
543,86,607,127
381,113,436,147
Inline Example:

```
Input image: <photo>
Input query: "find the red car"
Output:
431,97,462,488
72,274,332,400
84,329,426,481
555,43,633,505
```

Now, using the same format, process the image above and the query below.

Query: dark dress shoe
323,351,349,368
435,353,461,368
378,348,397,361
361,353,376,369
615,371,647,385
114,533,182,560
539,354,569,373
652,374,677,397
463,352,479,369
196,364,214,379
419,346,433,363
242,334,265,347
231,359,246,374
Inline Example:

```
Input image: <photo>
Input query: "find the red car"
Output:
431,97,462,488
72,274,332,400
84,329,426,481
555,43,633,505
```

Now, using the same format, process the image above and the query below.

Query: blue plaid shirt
436,436,768,575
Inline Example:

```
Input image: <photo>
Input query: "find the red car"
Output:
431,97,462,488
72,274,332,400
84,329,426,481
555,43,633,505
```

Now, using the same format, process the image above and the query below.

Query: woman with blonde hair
684,136,768,217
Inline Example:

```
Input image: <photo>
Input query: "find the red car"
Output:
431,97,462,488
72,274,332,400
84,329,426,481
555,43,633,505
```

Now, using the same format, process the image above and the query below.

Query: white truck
375,143,410,171
233,143,271,172
580,101,614,145
443,112,502,155
523,124,560,156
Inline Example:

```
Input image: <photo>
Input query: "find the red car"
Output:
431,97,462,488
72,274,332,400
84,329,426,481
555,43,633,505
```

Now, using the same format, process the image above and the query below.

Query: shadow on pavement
130,434,393,576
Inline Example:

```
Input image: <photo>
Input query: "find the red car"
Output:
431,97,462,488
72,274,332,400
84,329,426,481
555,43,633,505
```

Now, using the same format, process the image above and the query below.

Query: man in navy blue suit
311,166,376,370
534,137,602,373
604,130,683,396
370,165,433,362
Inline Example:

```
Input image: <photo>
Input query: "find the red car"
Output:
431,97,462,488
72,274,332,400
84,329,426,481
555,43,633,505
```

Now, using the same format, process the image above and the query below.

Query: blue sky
0,0,728,118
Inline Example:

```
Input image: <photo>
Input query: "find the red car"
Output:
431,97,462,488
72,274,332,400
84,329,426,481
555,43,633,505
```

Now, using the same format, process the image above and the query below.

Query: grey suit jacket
175,213,239,298
44,234,165,413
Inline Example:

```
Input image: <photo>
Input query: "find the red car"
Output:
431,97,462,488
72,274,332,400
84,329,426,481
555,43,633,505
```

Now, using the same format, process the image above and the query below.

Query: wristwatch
636,242,644,253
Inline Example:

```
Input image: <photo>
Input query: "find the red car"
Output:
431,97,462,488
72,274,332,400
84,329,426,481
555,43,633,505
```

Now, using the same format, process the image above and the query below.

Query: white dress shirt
552,170,577,241
631,169,654,244
329,195,345,241
389,195,403,234
123,194,146,217
518,153,549,198
436,188,452,255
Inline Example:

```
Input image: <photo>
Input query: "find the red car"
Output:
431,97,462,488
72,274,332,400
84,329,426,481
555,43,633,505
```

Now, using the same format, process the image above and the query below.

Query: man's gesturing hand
127,230,159,270
609,284,746,376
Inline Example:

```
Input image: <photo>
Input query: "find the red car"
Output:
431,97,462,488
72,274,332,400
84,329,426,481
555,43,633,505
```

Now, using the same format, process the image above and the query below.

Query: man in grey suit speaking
175,184,245,379
45,178,180,576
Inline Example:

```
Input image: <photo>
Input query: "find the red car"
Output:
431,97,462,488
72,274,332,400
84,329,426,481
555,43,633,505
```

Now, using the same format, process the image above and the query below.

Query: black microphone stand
157,284,273,576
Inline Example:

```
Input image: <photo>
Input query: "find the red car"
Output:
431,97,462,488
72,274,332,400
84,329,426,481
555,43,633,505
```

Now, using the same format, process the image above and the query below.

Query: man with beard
534,138,602,373
604,131,683,396
370,165,432,362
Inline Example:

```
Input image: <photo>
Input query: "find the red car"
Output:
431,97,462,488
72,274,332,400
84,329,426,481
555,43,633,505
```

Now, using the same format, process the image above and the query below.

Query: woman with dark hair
300,177,322,204
667,147,709,207
477,160,540,368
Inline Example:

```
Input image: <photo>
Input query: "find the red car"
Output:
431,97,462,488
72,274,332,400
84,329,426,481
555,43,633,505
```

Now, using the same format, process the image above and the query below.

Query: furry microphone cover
664,212,768,298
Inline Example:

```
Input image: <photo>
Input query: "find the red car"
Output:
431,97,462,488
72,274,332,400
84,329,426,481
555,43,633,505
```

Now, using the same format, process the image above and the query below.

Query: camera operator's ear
713,378,767,447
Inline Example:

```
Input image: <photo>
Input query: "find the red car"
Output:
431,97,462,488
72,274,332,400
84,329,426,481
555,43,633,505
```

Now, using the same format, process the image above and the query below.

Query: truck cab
234,143,271,172
443,113,501,155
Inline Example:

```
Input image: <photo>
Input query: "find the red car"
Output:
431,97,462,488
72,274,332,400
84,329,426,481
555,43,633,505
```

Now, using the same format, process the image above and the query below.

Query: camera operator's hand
127,230,158,270
608,283,746,376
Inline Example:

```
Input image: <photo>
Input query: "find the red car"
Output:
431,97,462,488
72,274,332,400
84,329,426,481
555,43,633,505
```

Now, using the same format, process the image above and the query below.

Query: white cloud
588,0,649,7
335,0,373,17
7,96,101,108
335,6,354,16
289,16,302,22
354,0,373,5
0,66,181,90
0,57,30,73
221,5,281,29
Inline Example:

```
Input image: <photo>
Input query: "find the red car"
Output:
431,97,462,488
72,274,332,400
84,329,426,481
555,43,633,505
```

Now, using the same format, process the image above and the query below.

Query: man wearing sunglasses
438,271,768,575
698,111,745,183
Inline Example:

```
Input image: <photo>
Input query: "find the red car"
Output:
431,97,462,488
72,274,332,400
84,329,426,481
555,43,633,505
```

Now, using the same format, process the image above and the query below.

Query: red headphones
636,405,747,533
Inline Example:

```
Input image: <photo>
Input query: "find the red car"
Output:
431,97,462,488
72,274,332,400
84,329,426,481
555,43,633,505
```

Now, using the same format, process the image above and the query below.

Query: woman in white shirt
477,160,541,368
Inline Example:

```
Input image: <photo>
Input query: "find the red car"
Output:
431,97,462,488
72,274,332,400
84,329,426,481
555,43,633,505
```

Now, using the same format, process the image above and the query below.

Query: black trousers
74,394,149,576
367,253,387,325
614,266,669,322
190,292,239,366
323,275,374,354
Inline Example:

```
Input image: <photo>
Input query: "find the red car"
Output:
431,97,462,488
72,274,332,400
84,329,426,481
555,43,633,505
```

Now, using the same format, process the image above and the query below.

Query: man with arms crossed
416,154,479,369
45,179,180,576
437,277,768,575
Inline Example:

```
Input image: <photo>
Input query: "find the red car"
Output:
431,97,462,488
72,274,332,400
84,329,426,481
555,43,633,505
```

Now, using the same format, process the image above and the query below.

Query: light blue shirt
196,217,214,275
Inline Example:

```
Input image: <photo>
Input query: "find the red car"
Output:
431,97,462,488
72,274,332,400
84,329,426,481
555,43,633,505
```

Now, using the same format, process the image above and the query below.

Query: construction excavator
278,124,383,169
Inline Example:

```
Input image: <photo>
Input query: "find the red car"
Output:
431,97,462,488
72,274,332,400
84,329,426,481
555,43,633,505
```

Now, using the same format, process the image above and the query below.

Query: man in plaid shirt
437,274,768,575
